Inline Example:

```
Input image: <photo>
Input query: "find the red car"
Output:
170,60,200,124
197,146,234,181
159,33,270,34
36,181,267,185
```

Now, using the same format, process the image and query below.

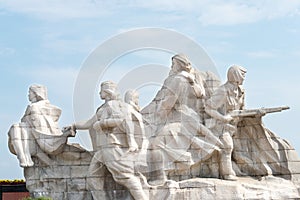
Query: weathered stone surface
24,143,92,199
148,177,300,200
7,56,300,200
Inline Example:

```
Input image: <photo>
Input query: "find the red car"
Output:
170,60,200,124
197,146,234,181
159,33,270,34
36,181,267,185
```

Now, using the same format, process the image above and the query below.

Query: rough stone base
88,176,300,200
149,176,300,200
24,143,93,200
23,142,300,200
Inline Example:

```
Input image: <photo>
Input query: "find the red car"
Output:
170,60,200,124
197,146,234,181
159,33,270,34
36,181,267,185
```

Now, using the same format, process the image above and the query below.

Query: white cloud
42,32,100,54
198,1,300,26
198,3,260,26
0,0,112,20
1,0,300,25
20,66,78,80
17,66,79,99
246,50,275,58
133,0,300,26
131,0,204,12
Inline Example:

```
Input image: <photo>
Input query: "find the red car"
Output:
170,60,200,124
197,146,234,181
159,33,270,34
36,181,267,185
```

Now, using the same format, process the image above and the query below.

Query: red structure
0,182,29,200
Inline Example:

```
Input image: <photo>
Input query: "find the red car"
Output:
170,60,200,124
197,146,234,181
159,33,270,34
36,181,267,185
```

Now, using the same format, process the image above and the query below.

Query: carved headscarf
29,84,48,101
170,54,191,76
125,89,140,111
101,81,120,100
172,54,191,66
227,65,247,85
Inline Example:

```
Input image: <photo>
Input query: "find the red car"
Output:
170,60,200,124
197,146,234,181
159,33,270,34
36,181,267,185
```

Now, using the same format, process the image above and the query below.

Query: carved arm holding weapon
229,106,290,118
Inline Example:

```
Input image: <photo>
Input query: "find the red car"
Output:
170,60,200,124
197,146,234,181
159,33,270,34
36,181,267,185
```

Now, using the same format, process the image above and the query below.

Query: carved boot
148,169,167,186
219,132,237,181
147,149,167,186
220,152,237,181
147,152,167,185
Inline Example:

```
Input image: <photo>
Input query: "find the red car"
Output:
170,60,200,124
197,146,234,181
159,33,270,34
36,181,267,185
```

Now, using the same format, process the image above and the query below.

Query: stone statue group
8,54,299,200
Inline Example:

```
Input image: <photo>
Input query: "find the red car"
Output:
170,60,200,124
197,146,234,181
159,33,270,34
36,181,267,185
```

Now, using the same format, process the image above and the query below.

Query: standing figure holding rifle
205,65,247,181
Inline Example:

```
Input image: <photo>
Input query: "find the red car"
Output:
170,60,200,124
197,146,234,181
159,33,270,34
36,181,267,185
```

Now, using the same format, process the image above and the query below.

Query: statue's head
100,81,119,101
124,89,139,106
171,54,191,73
28,84,48,103
227,65,247,85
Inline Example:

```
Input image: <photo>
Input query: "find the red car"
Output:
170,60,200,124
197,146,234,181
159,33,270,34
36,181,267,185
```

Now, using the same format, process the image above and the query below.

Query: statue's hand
222,114,234,123
62,125,76,137
128,143,139,153
93,121,102,131
256,109,266,117
62,126,71,132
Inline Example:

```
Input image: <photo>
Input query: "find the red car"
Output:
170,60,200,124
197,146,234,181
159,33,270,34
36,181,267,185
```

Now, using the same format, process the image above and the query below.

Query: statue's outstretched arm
74,114,97,130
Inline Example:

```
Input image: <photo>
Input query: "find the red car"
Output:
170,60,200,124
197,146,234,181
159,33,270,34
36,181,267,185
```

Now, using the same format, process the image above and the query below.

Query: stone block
71,166,89,178
46,178,67,192
67,192,92,200
67,178,87,191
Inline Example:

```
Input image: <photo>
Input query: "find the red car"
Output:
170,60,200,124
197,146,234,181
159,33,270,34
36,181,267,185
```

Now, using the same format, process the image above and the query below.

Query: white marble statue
8,84,74,168
142,54,221,184
205,66,298,180
205,65,247,181
124,89,148,150
69,81,148,200
7,54,300,200
231,106,295,178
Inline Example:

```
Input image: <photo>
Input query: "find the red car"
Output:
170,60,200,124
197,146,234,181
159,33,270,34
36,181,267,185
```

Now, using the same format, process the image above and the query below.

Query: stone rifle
230,106,290,118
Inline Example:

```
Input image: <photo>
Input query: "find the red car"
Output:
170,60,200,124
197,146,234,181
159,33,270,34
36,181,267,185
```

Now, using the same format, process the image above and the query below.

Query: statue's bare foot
20,161,34,168
20,162,27,168
148,179,166,187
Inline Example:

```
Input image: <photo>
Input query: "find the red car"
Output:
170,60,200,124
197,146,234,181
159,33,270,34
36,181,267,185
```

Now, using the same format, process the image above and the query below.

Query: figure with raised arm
71,81,148,200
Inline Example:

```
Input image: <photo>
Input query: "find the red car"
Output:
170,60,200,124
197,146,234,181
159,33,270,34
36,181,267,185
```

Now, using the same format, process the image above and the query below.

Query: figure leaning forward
205,65,247,181
69,81,148,200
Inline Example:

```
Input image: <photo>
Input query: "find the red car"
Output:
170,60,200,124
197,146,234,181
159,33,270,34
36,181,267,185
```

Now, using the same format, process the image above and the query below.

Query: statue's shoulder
163,74,190,91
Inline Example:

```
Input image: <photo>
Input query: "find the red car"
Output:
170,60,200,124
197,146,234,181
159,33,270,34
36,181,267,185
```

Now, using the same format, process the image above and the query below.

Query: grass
23,197,52,200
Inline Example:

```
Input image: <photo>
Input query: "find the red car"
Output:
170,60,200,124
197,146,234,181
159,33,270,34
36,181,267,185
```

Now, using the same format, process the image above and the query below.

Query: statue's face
171,59,181,72
99,89,107,100
100,87,114,101
227,66,247,86
131,92,139,105
237,70,246,85
28,90,37,103
172,58,191,73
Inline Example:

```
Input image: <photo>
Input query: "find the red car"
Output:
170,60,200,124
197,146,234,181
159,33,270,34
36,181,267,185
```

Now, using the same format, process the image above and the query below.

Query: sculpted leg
220,132,237,180
87,152,107,200
147,147,167,186
111,172,148,200
8,124,32,167
104,156,149,200
21,127,34,166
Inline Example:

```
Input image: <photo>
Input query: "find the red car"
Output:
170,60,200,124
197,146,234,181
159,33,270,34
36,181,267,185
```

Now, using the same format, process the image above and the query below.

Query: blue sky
1,0,300,179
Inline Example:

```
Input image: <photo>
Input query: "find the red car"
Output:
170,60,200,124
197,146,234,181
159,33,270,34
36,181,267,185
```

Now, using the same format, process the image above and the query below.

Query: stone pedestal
149,176,300,200
24,143,93,200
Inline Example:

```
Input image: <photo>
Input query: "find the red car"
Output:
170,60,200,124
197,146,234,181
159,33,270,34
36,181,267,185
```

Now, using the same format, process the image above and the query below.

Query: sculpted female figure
124,89,148,151
70,81,148,200
8,84,73,167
